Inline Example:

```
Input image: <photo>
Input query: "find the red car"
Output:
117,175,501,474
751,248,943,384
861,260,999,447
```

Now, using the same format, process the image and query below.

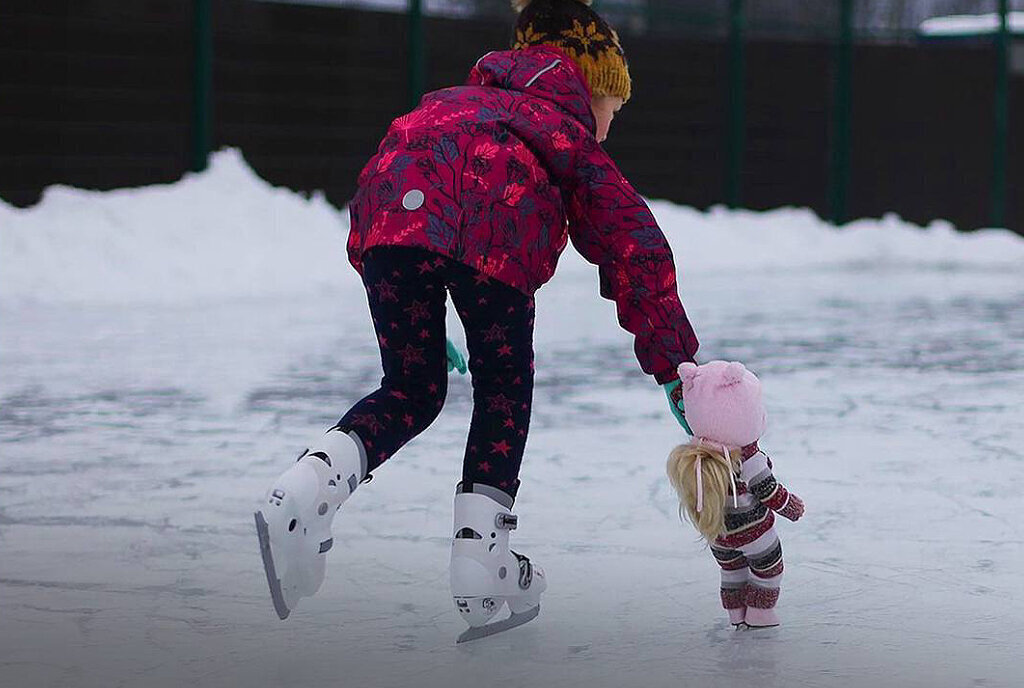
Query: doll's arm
744,453,804,521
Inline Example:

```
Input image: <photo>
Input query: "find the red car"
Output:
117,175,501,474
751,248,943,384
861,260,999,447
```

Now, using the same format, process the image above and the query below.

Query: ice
1,150,1022,688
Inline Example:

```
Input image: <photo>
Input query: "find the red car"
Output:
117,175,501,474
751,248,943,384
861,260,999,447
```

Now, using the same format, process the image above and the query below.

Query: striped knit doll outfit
710,442,803,625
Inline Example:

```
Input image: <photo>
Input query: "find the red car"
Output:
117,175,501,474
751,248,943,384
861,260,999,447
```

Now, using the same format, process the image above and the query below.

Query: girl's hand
662,379,692,435
777,493,805,521
446,338,468,375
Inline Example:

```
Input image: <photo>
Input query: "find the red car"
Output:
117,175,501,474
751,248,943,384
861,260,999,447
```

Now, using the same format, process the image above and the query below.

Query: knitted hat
679,361,767,448
511,0,632,103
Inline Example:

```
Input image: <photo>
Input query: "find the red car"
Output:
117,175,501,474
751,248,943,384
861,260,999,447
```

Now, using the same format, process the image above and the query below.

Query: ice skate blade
254,510,291,621
456,604,540,644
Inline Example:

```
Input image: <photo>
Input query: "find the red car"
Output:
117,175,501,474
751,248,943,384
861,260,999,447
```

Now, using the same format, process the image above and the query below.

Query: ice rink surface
2,152,1022,688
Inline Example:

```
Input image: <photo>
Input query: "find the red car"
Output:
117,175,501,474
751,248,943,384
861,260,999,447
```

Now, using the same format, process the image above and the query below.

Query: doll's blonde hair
666,442,741,541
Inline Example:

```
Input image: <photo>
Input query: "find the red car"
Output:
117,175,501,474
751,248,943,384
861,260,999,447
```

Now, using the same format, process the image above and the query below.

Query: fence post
992,0,1009,229
726,0,745,209
191,0,213,173
409,0,426,110
829,0,853,225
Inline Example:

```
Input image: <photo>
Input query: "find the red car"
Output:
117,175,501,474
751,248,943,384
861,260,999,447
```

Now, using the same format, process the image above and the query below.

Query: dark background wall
0,1,193,200
0,0,1019,234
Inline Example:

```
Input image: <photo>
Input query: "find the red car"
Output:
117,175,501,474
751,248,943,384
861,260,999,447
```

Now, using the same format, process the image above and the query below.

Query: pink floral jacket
348,46,698,380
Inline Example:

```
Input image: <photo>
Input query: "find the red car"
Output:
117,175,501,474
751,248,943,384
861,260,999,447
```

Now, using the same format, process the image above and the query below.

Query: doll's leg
711,544,748,626
741,529,784,627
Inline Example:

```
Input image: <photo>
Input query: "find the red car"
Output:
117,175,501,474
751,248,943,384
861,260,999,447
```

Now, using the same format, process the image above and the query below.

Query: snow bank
0,149,357,305
649,202,1024,276
1,148,1021,305
918,12,1024,36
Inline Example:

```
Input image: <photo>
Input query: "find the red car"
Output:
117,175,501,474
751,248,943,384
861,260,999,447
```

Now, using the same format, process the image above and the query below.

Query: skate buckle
495,513,518,530
514,552,533,589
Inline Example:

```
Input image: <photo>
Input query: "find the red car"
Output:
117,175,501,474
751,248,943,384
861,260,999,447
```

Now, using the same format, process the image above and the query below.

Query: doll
667,361,804,628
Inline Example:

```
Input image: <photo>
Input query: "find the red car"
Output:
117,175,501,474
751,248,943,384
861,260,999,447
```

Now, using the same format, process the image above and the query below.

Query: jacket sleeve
565,141,699,381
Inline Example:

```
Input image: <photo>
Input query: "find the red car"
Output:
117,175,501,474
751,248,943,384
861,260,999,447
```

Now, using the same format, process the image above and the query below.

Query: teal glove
663,379,693,435
446,338,467,375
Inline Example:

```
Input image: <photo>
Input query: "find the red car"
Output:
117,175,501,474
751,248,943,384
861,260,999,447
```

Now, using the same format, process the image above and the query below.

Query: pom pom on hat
679,361,699,392
721,361,746,386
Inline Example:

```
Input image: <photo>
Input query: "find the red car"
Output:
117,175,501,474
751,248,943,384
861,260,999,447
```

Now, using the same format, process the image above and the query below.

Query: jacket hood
468,46,596,134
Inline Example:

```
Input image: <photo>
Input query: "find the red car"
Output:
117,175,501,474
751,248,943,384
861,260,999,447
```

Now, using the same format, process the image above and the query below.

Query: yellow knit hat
511,0,632,103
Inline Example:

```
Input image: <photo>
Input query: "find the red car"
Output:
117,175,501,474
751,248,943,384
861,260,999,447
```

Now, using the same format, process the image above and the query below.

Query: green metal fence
10,0,1017,232
993,0,1011,229
192,0,213,172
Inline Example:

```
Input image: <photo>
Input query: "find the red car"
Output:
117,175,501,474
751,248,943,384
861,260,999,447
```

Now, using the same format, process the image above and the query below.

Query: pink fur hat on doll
679,361,766,447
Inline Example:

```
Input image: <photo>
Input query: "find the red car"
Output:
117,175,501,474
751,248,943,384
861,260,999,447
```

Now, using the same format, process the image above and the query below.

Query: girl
667,361,805,629
255,0,700,641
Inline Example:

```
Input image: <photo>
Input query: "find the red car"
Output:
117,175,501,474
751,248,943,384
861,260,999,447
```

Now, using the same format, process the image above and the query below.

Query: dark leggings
335,246,535,499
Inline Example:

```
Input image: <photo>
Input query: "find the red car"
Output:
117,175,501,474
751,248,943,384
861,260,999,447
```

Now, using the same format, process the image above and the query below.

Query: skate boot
728,607,747,628
743,607,780,628
254,428,367,619
449,482,546,643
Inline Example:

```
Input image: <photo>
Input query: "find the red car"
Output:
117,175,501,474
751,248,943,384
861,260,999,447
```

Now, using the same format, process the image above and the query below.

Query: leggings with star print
334,245,535,500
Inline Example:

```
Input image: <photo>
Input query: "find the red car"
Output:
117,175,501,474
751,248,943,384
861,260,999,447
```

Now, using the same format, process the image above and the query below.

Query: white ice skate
254,428,366,619
450,483,546,643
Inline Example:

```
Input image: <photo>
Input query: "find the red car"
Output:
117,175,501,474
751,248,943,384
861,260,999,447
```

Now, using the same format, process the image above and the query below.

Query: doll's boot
254,428,367,619
744,607,780,628
449,483,546,643
728,607,747,627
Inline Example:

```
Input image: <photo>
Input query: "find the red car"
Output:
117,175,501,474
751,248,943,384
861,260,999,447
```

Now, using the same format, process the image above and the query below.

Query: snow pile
2,148,1021,306
649,203,1024,276
918,12,1024,36
0,149,355,305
